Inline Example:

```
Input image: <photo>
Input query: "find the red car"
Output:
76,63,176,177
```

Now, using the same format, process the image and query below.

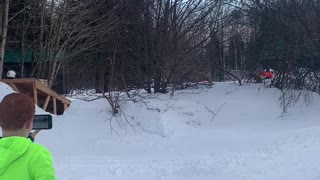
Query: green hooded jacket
0,136,56,180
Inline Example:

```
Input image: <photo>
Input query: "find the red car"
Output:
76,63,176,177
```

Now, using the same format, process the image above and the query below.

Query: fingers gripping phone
32,115,53,130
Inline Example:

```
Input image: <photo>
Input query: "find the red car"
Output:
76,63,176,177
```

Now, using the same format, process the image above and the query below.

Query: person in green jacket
0,93,56,180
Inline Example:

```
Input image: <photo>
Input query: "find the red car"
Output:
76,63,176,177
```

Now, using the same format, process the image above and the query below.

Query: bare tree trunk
20,12,31,78
48,0,67,87
32,0,46,78
0,0,9,79
21,36,25,78
234,39,238,70
104,45,119,115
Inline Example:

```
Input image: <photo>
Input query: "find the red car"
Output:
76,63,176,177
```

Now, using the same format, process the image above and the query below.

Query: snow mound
3,81,320,179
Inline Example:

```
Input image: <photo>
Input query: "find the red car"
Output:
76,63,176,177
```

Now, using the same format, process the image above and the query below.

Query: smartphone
33,114,53,130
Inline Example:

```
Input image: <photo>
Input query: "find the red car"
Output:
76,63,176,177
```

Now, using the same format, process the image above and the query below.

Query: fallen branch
205,103,226,121
218,68,242,85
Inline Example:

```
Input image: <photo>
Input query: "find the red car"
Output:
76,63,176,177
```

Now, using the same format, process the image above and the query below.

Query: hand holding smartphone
32,115,52,130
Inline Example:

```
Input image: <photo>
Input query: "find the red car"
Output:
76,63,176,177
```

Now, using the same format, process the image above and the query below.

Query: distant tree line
0,0,319,95
244,0,320,93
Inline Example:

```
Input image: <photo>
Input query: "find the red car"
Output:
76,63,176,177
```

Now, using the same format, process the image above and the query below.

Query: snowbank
2,81,320,180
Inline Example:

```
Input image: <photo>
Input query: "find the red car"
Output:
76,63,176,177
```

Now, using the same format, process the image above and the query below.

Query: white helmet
7,70,16,78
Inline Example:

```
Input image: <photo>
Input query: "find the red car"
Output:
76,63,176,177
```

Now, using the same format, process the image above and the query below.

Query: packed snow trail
54,128,320,180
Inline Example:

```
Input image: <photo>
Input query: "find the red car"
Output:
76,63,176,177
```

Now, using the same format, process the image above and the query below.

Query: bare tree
28,0,117,88
0,0,9,79
145,0,221,93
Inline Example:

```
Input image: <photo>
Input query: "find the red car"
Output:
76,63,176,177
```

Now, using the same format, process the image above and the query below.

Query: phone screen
33,115,52,130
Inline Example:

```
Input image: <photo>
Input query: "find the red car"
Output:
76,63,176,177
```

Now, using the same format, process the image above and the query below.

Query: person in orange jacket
0,93,56,180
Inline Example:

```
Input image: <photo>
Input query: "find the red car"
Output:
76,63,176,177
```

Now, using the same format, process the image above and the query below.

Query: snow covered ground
1,82,320,180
